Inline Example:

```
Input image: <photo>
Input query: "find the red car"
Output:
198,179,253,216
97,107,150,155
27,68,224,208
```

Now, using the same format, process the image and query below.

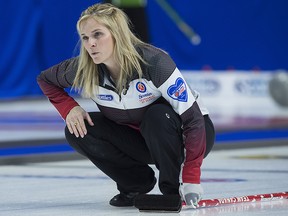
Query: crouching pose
37,3,215,208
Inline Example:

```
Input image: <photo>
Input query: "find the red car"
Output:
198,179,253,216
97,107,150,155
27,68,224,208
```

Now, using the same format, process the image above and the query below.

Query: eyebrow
81,29,102,36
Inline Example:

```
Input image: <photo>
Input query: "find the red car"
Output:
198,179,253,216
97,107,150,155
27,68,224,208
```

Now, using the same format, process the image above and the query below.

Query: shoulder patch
167,77,188,102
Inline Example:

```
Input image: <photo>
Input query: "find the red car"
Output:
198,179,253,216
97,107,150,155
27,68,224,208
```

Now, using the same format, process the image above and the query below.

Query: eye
82,36,89,41
94,31,102,38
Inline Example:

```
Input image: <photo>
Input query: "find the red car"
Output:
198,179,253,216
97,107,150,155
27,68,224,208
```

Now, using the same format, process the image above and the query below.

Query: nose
89,38,97,47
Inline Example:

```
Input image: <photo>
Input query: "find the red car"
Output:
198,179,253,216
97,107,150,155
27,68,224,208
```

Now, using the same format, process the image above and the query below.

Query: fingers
85,112,94,126
184,193,200,208
66,106,93,138
70,119,86,138
71,113,94,138
179,183,203,209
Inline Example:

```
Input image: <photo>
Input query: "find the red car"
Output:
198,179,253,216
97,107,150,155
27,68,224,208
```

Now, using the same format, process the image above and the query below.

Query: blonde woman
37,3,215,208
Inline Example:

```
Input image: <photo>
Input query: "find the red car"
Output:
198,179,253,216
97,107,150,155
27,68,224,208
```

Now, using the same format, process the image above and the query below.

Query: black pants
65,104,215,195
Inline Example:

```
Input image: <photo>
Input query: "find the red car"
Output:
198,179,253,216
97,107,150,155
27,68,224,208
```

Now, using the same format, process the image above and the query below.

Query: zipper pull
123,88,127,95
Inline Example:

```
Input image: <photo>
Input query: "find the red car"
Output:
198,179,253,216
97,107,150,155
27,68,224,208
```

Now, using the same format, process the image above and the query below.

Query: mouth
90,51,100,56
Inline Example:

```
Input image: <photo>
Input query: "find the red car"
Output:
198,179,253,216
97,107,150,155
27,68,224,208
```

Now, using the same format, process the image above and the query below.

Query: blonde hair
73,3,147,97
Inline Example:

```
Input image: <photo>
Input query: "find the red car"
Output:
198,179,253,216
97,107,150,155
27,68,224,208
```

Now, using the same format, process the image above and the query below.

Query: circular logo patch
136,82,146,93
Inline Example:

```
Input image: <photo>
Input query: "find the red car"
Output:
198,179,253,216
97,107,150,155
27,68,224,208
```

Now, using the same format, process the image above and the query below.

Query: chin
92,59,102,64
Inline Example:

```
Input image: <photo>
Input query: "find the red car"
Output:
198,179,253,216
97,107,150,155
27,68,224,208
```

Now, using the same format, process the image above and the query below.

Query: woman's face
80,17,114,65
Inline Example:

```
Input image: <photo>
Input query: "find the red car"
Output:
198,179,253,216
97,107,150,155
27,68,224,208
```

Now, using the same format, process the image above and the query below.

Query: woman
37,3,215,208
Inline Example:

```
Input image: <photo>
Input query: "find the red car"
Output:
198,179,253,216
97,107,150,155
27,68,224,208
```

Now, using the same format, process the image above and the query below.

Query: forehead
79,17,108,33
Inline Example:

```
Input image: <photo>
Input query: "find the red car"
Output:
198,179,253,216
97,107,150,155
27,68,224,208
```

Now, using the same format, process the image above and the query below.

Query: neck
105,63,120,80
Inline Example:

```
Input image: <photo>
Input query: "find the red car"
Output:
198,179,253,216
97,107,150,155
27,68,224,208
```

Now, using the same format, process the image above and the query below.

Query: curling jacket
37,44,209,184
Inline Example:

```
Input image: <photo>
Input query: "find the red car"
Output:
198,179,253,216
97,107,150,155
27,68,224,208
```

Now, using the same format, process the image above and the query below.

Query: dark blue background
1,0,287,98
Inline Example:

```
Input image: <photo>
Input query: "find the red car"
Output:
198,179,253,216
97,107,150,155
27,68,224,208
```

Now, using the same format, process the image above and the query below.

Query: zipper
119,87,128,109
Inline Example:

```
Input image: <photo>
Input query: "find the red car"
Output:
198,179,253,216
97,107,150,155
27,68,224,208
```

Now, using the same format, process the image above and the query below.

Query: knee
64,126,87,156
141,106,164,136
65,125,113,159
65,126,76,145
204,115,215,157
143,105,168,125
140,104,182,137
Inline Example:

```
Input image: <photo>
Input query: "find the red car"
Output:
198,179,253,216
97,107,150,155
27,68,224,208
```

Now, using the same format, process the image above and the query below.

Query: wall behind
147,0,288,70
0,0,287,99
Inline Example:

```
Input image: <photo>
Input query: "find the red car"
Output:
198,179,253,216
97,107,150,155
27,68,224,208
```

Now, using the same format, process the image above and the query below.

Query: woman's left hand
179,183,203,209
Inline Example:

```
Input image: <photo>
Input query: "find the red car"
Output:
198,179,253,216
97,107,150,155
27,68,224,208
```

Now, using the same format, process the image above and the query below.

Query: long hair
73,3,147,97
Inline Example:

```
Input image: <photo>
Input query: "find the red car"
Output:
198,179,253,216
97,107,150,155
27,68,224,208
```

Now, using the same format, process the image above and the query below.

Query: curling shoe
109,192,139,207
109,177,157,207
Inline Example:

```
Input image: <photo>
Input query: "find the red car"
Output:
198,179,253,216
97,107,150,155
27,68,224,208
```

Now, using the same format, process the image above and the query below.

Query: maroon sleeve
180,102,206,184
36,58,80,119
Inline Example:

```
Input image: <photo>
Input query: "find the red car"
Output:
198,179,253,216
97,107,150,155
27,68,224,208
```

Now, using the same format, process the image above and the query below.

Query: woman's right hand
66,106,94,138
